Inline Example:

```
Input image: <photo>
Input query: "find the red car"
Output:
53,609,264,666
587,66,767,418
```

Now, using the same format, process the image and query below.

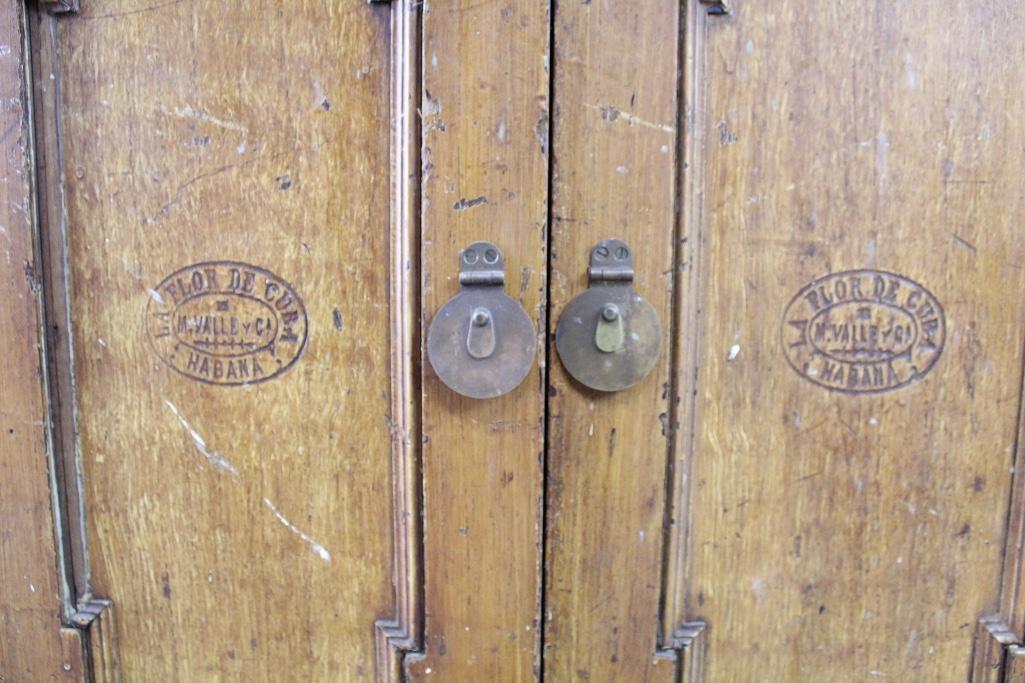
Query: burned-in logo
781,269,944,394
146,261,308,386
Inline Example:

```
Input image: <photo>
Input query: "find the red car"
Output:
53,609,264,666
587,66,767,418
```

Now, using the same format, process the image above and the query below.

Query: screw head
601,303,620,321
472,309,491,327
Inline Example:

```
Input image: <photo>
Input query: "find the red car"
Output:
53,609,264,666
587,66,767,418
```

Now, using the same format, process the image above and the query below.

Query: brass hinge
38,0,79,13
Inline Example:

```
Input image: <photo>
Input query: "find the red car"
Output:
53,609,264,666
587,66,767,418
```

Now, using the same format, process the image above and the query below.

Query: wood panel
406,0,550,679
543,0,681,679
41,1,400,678
672,1,1025,680
0,1,68,678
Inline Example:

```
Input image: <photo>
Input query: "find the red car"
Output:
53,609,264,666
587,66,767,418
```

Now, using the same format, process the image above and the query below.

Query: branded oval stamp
781,269,945,394
146,261,308,386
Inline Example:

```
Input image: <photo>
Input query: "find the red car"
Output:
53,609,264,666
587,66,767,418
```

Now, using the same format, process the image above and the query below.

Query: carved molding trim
64,599,119,682
373,0,424,679
972,616,1019,683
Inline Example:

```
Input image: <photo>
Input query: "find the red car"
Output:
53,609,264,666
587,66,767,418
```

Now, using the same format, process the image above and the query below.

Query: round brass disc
555,288,661,392
427,289,536,399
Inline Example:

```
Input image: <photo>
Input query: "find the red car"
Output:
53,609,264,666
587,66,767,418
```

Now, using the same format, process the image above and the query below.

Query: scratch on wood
143,150,290,224
585,103,675,134
164,400,241,482
81,0,189,20
167,104,248,133
952,233,977,252
262,497,332,562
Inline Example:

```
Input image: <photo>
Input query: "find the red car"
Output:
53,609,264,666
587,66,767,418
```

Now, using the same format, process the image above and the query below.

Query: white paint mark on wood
164,400,241,482
263,497,332,562
585,103,676,134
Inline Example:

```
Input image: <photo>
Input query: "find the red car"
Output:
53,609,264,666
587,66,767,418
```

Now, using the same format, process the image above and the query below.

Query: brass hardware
427,242,536,399
555,238,662,392
595,303,624,353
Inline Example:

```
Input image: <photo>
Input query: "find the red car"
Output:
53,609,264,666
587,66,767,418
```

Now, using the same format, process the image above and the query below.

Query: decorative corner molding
373,0,423,679
655,621,708,682
375,619,420,682
972,616,1020,683
65,599,119,682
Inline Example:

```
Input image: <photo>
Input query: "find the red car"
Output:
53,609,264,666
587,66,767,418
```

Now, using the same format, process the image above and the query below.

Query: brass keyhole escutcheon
555,238,662,392
427,241,537,399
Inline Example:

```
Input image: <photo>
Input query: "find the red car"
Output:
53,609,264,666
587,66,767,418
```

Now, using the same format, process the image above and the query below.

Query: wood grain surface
669,1,1025,680
7,1,1025,681
33,1,401,679
543,0,681,680
0,2,68,678
407,0,550,679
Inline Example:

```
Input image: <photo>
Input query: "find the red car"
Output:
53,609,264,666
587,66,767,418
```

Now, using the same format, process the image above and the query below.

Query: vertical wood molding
996,332,1025,637
0,1,75,678
24,3,122,677
982,257,1025,682
374,0,424,679
662,0,715,649
28,1,90,612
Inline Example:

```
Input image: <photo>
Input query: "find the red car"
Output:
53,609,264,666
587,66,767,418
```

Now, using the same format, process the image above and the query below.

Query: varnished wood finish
374,1,422,680
0,2,68,678
668,1,1025,680
407,1,549,679
544,0,681,679
8,1,1025,681
32,1,402,678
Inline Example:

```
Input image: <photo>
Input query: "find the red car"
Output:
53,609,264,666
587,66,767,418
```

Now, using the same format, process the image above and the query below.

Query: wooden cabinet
4,1,1025,681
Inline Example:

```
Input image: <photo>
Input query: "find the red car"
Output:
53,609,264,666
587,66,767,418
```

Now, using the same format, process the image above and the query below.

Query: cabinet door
7,1,1025,682
19,1,412,679
542,0,1025,681
681,1,1025,679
